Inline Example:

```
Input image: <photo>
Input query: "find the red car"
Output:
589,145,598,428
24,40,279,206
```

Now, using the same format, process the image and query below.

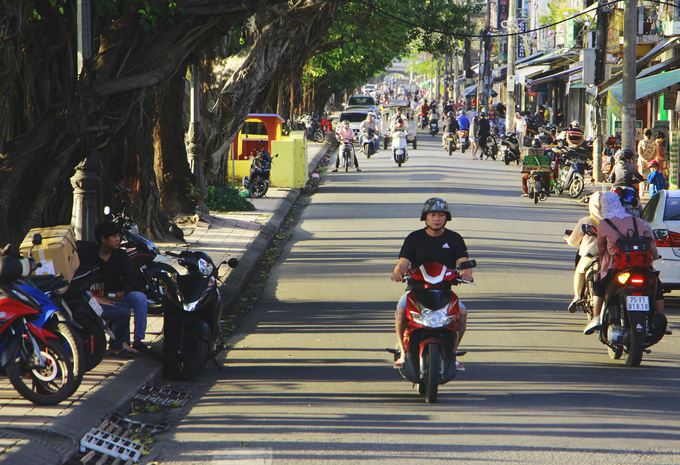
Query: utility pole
621,0,637,153
477,0,491,112
506,0,516,133
592,0,609,182
454,50,460,104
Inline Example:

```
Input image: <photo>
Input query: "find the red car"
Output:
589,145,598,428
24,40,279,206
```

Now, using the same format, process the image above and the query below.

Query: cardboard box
521,148,552,173
20,225,80,280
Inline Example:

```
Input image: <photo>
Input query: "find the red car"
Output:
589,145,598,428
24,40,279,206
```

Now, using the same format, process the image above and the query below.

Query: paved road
150,132,680,464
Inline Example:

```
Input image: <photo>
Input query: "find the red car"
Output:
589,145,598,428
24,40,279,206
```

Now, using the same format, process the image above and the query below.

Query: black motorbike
500,132,522,165
162,227,239,380
420,112,428,129
305,115,325,143
243,142,277,198
105,194,178,312
428,117,439,137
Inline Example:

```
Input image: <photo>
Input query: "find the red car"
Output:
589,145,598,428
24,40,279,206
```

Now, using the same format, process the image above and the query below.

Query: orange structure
231,114,284,161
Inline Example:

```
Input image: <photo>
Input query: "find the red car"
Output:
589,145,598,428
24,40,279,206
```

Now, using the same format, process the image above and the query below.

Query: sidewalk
0,139,331,464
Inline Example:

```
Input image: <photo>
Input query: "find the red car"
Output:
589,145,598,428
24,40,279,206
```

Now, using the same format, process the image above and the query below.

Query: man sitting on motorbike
475,111,491,159
441,111,459,150
610,149,643,189
443,99,455,117
521,138,552,197
358,112,380,153
585,191,663,335
391,198,473,370
564,191,603,313
566,120,585,148
392,108,407,124
332,120,361,172
419,101,430,117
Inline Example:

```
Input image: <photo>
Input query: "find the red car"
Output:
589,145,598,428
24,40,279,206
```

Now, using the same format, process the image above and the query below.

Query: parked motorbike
360,128,377,158
0,253,76,405
499,132,521,165
428,117,439,137
554,151,589,198
304,115,325,143
243,142,277,198
162,227,239,380
458,129,470,153
391,128,409,167
388,260,476,403
106,191,178,312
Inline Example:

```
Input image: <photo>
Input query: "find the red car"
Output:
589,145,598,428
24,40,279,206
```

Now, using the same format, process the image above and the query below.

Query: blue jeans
125,291,148,343
101,304,131,351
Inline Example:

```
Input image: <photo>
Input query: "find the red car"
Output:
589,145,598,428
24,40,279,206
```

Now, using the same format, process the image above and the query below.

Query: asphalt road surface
152,131,680,465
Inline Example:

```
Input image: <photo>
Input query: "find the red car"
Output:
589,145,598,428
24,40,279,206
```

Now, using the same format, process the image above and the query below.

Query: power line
353,0,680,40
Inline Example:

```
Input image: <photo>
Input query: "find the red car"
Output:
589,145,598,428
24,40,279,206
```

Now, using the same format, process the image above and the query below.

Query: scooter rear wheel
74,315,107,372
569,176,584,198
625,328,644,367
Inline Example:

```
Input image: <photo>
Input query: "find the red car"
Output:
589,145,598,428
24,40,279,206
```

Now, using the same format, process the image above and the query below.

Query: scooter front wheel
6,336,75,405
249,178,268,198
425,344,439,404
163,330,210,380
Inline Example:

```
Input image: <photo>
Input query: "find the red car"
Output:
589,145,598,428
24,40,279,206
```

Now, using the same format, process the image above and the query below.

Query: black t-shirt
399,228,469,269
79,244,137,294
478,118,490,136
444,117,459,133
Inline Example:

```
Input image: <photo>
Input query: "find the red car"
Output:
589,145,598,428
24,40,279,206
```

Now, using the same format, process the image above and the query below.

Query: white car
337,110,370,139
641,189,680,292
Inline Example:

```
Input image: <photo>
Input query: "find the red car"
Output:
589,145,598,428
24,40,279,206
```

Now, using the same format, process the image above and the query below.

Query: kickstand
210,357,228,372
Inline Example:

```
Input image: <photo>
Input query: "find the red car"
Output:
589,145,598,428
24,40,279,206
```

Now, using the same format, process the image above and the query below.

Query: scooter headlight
198,258,214,276
411,306,454,328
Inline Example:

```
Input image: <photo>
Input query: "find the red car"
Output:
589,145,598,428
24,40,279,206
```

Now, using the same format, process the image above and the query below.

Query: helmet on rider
447,111,454,117
396,117,403,125
618,186,639,208
615,148,634,164
480,112,486,118
367,112,375,118
531,137,542,148
571,120,580,128
342,120,350,128
420,197,452,221
648,159,660,169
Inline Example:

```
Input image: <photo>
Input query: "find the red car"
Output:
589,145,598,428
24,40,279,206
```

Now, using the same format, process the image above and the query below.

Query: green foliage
304,0,473,99
539,0,578,32
205,184,256,212
138,0,186,31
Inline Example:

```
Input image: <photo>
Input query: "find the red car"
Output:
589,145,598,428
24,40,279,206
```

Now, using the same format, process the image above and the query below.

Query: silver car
641,189,680,292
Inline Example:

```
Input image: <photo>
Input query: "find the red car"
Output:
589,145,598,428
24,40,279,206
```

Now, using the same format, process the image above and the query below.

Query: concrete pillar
70,153,99,242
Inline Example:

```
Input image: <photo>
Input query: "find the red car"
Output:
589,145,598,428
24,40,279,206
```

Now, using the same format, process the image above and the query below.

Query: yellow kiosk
230,114,306,189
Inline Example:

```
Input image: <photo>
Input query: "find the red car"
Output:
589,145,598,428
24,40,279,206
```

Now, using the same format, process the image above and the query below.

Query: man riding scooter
358,112,380,154
441,111,459,151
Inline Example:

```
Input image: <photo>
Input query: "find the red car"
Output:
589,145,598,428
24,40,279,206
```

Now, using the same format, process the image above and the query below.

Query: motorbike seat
24,274,68,293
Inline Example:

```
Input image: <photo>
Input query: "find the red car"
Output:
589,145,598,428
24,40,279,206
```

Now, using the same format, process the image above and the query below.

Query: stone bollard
71,152,100,242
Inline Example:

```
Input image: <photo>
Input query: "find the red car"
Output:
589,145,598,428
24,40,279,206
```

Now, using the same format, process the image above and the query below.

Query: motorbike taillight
630,275,645,285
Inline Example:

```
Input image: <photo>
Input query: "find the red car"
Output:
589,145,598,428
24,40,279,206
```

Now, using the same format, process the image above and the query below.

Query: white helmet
571,120,580,128
367,112,375,117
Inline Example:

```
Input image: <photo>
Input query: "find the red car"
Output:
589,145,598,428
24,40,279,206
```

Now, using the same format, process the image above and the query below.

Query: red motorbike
0,254,76,405
389,260,476,403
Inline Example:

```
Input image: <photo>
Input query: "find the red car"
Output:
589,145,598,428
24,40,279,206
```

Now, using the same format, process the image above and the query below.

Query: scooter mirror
227,258,239,269
104,206,111,215
32,233,42,246
169,224,185,242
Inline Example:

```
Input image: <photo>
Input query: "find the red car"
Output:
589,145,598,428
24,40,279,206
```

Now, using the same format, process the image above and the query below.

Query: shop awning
462,84,498,97
528,65,583,86
637,55,680,78
516,65,550,85
598,36,680,95
492,51,545,82
608,68,680,107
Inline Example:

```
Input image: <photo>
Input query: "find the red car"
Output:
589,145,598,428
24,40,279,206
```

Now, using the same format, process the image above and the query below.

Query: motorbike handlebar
165,251,182,258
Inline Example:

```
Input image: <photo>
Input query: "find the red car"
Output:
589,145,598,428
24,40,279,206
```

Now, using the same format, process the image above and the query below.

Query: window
641,193,660,222
663,196,680,221
348,96,376,106
339,113,368,123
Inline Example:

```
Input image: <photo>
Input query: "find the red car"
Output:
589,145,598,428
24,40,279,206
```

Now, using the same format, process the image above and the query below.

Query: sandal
108,349,138,359
132,342,151,354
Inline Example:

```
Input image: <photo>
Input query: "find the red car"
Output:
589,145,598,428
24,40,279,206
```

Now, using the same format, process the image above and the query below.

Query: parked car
641,189,680,292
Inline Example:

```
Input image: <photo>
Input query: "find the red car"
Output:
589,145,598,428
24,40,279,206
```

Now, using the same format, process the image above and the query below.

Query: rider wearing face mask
391,198,473,370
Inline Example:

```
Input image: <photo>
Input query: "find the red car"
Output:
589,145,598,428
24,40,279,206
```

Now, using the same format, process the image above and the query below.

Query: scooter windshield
412,288,453,311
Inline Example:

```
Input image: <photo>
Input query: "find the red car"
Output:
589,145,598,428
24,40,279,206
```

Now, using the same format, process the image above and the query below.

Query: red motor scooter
388,260,476,403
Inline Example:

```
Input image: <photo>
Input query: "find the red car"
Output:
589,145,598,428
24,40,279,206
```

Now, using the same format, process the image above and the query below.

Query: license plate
89,296,104,316
626,296,649,312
